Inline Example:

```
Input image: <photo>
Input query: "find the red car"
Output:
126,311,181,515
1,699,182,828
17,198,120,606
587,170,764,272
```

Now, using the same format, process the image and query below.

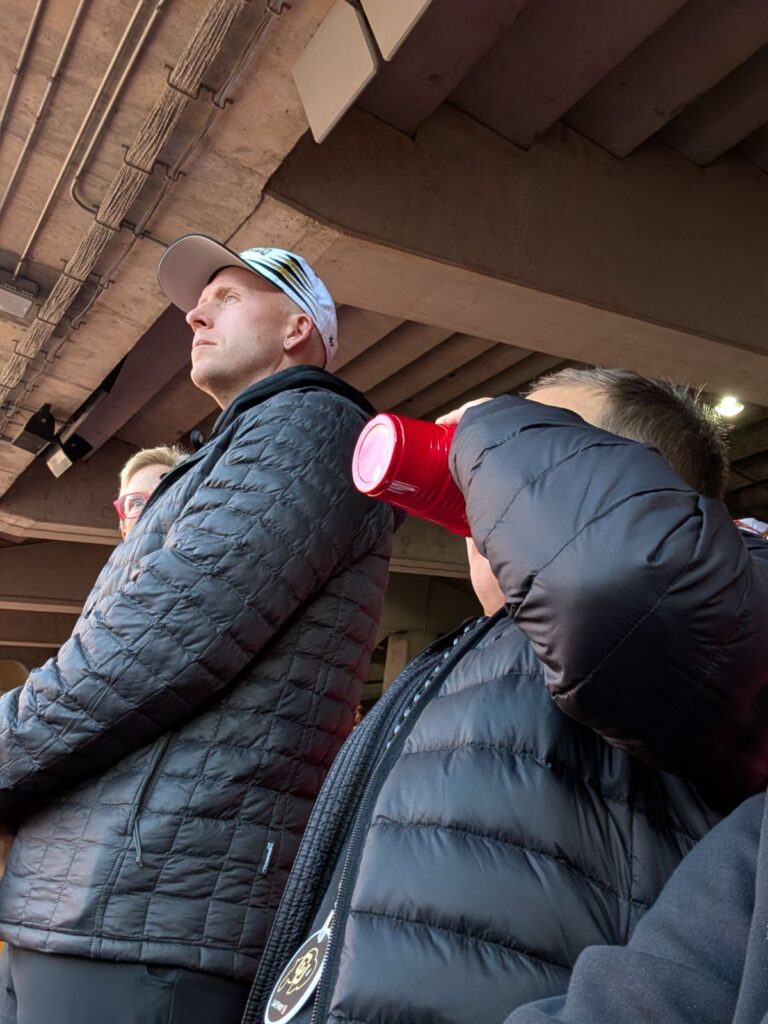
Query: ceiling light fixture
41,366,121,477
11,403,56,454
44,434,92,478
0,267,38,321
714,396,744,418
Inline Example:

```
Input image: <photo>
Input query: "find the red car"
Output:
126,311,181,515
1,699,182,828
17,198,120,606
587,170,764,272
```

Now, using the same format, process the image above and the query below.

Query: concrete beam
0,439,126,544
391,516,469,578
382,631,418,690
75,307,194,456
0,597,83,615
728,482,768,517
333,307,405,370
0,540,108,618
730,419,768,462
0,541,108,613
728,451,768,494
339,322,453,393
367,333,495,411
377,572,479,647
565,0,768,158
0,647,51,671
661,46,768,166
452,0,684,148
242,196,768,405
117,365,216,450
429,353,565,420
0,610,77,647
257,107,768,401
740,123,768,174
358,0,527,134
392,343,532,419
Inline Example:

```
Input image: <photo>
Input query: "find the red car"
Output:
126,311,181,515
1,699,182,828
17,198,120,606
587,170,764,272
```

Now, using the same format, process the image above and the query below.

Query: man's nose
186,302,213,330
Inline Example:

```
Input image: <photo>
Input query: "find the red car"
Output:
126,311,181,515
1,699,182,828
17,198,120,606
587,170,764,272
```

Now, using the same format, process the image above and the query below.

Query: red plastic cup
352,413,470,536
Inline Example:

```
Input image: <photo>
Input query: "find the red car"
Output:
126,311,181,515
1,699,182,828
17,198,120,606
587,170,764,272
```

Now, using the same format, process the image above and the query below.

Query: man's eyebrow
203,282,239,301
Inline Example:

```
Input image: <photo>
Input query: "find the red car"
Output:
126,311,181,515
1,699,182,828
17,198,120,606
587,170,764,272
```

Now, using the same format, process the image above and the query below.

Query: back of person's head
119,444,186,493
530,367,730,499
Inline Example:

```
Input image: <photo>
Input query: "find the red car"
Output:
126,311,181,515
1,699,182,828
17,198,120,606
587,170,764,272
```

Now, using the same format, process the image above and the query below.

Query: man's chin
190,367,222,404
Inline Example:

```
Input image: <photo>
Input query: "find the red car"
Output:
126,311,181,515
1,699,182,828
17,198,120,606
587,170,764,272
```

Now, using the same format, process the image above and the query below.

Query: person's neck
212,368,284,408
215,363,331,408
216,358,328,408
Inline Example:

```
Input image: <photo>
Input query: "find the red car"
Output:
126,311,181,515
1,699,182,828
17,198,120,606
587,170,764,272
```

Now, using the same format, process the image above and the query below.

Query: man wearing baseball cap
0,236,393,1023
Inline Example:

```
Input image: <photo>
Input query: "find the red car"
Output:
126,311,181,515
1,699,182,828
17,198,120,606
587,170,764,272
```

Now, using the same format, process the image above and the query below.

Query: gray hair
529,367,730,499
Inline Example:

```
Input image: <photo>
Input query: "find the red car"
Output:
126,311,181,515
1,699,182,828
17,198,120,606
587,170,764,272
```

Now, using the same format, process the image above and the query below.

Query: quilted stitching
0,385,392,982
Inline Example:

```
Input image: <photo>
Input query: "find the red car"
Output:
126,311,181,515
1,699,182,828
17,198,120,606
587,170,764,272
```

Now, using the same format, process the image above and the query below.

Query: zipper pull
132,819,144,867
264,908,335,1024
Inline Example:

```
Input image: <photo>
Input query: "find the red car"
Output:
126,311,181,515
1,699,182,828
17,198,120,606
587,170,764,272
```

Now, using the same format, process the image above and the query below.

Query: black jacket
245,396,768,1024
505,791,768,1024
0,367,393,981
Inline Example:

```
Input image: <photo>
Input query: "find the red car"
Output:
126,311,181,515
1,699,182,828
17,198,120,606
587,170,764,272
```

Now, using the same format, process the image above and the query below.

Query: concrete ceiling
1,0,768,661
367,0,768,168
0,0,336,494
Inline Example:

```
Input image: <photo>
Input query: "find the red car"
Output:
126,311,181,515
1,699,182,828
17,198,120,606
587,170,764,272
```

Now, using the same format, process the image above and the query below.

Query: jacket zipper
243,631,459,1024
310,611,502,1024
126,734,173,866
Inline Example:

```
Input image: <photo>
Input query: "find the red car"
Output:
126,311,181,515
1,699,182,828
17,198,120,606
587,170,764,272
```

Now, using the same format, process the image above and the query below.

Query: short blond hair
119,444,186,493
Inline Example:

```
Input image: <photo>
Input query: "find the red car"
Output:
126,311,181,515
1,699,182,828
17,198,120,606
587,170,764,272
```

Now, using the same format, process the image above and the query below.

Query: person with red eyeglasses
113,445,186,539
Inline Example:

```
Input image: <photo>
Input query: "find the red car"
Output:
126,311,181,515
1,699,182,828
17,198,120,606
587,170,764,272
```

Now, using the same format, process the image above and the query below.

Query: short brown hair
119,444,186,493
530,367,730,499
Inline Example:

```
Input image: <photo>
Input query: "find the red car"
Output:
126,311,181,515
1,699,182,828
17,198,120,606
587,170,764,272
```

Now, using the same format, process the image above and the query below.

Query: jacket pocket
126,734,173,866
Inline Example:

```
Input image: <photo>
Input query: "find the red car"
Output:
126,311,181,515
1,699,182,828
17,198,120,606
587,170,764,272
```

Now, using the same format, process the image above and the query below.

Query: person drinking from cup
246,368,768,1024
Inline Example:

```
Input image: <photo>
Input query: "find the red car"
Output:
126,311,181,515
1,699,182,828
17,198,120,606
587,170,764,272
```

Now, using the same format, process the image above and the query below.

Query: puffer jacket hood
0,369,393,982
246,396,768,1024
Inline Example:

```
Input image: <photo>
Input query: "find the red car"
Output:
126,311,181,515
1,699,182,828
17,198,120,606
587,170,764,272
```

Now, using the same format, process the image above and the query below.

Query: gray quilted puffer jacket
0,367,393,982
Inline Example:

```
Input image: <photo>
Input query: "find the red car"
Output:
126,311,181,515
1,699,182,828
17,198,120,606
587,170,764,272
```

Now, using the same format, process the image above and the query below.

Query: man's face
118,463,169,539
185,267,298,408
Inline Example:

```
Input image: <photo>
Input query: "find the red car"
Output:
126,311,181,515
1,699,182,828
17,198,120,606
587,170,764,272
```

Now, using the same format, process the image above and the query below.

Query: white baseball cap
157,233,338,366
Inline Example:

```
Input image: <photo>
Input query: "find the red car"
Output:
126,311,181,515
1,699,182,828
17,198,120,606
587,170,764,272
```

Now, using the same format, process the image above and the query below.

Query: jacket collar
211,366,375,439
131,367,375,523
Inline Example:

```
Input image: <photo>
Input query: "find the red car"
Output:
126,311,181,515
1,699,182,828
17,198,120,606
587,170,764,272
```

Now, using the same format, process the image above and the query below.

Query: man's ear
283,312,314,354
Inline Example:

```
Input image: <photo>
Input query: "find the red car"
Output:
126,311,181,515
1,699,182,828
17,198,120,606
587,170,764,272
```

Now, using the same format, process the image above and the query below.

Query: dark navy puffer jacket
247,396,768,1024
0,367,393,982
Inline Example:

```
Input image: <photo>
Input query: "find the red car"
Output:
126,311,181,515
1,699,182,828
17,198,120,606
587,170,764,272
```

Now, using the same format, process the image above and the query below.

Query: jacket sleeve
451,396,768,806
0,390,391,814
503,792,764,1024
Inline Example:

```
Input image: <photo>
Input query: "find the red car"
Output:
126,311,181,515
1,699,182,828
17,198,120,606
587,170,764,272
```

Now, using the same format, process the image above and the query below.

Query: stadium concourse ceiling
1,0,768,661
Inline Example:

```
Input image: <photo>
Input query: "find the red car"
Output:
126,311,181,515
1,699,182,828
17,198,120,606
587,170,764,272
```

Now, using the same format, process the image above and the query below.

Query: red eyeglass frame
113,491,153,522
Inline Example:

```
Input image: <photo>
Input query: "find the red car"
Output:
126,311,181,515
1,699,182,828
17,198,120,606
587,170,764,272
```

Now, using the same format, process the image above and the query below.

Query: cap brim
157,234,256,313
